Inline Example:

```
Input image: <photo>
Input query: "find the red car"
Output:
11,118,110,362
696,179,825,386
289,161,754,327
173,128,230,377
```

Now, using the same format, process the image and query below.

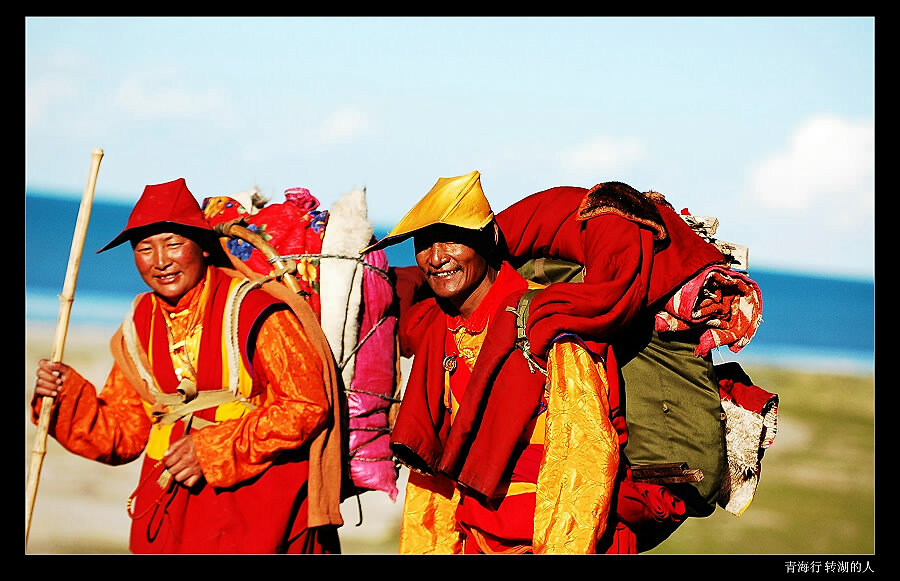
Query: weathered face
133,232,209,305
414,224,497,317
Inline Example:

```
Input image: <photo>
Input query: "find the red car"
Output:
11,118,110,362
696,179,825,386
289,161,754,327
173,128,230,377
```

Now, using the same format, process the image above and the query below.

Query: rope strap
338,314,388,372
121,282,258,433
270,252,391,284
505,289,547,376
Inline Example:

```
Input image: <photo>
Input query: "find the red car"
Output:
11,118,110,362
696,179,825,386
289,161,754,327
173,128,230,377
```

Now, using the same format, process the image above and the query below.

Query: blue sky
25,16,875,280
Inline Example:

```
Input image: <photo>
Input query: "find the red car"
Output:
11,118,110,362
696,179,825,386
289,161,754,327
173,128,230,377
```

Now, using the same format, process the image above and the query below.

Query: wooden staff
25,148,104,546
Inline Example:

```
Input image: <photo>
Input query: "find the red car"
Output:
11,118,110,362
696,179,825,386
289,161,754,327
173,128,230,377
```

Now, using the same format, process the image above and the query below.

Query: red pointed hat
97,178,213,253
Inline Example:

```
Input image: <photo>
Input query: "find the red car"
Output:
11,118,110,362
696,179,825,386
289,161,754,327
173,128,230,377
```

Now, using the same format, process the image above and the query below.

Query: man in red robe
366,171,693,554
32,178,345,553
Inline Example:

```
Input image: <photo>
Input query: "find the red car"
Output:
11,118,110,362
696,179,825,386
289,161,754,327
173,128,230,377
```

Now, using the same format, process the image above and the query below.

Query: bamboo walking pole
25,148,104,546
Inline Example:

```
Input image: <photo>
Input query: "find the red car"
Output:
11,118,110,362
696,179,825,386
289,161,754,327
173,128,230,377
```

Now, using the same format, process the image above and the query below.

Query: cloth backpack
512,258,726,518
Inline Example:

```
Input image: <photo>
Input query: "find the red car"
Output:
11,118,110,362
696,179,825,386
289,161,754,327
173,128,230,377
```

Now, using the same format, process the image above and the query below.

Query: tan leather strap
151,379,253,427
117,285,258,430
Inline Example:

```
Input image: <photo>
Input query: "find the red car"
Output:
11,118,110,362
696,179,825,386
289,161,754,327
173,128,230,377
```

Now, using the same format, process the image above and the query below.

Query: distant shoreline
25,190,876,284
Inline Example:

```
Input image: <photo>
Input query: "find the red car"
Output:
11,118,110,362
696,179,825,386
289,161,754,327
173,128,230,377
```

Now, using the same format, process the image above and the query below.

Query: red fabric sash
391,265,548,498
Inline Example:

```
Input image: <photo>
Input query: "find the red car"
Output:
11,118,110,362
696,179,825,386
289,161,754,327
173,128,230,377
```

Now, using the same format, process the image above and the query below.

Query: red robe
391,263,630,553
390,182,713,552
32,266,340,554
391,264,552,497
495,182,726,357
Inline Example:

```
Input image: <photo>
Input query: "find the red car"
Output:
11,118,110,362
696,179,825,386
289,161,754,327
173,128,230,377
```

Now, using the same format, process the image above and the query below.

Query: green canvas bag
616,326,726,517
513,258,726,518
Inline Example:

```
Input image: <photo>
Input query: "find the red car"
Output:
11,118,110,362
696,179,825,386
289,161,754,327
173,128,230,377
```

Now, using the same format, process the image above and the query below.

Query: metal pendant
443,355,457,373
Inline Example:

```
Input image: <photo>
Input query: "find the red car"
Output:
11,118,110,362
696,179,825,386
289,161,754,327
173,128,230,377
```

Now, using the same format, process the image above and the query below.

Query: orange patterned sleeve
191,308,330,488
30,364,152,465
532,338,619,554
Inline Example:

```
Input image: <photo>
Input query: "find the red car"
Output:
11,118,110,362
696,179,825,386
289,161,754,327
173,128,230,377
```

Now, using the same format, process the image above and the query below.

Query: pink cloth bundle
204,187,400,498
346,247,400,500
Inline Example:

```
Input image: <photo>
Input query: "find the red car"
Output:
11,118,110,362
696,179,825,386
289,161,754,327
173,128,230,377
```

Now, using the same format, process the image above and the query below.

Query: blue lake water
25,191,876,375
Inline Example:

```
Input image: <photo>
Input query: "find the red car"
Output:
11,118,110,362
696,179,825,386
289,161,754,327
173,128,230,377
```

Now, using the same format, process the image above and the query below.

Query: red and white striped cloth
654,266,763,357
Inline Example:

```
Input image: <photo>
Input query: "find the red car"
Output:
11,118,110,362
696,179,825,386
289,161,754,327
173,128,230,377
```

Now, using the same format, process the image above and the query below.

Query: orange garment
31,266,339,553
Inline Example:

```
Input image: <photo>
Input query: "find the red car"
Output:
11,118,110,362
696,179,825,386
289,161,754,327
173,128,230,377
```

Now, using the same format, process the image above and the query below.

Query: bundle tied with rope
201,187,403,508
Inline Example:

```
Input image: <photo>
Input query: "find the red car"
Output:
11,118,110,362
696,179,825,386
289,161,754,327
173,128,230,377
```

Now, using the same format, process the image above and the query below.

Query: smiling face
414,224,498,318
133,231,209,305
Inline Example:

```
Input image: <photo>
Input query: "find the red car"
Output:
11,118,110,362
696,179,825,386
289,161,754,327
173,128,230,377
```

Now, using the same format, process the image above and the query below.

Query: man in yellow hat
31,178,345,554
366,171,679,554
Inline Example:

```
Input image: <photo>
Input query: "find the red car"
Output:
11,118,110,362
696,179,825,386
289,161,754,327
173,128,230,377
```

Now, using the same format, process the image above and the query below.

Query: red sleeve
397,297,443,359
391,265,430,319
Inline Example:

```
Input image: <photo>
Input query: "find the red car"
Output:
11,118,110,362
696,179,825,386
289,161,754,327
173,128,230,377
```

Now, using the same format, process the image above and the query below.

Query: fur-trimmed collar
576,182,670,245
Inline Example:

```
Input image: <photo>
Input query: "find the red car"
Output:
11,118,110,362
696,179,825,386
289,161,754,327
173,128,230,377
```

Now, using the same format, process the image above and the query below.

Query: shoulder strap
508,288,540,339
505,288,546,375
110,295,156,403
223,277,259,394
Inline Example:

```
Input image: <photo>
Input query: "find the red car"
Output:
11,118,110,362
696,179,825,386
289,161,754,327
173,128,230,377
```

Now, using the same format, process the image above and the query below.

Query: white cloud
558,136,646,174
25,49,95,131
235,105,373,164
25,76,77,130
313,106,372,145
739,115,875,278
749,115,874,223
114,71,229,118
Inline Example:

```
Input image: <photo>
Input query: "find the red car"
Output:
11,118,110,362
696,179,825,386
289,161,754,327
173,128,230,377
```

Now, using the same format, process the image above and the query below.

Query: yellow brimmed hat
362,170,493,253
